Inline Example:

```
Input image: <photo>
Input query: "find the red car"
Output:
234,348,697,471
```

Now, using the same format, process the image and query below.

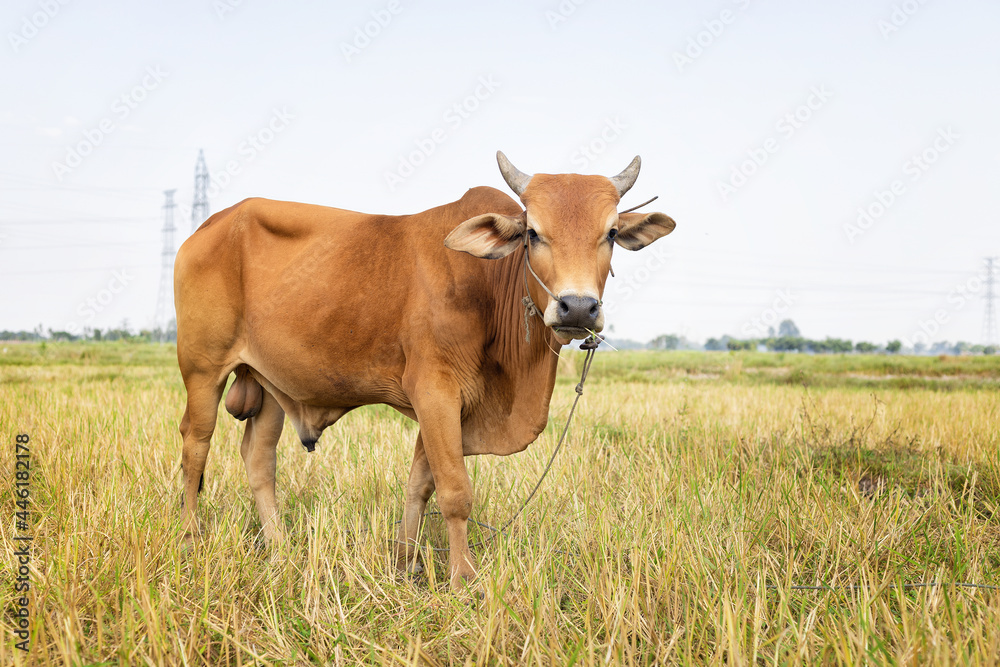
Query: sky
2,0,999,347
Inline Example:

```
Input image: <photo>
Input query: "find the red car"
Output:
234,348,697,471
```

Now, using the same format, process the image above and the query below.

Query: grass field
2,342,1000,665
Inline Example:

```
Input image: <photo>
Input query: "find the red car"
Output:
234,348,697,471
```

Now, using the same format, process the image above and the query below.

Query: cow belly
241,361,409,451
250,372,355,449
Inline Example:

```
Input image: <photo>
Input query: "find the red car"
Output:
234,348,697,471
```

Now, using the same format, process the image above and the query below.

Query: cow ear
445,212,526,259
615,211,676,251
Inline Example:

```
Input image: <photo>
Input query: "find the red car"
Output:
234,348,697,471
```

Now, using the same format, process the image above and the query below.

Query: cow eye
607,228,618,241
527,228,539,242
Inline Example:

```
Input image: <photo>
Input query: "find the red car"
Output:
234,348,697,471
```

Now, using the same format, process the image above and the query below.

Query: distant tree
829,338,853,354
886,340,902,354
778,319,800,338
808,337,852,354
985,345,997,355
810,339,830,353
0,329,41,341
649,334,680,350
727,338,754,351
47,329,79,342
855,341,877,354
704,337,724,351
929,341,953,355
772,335,805,352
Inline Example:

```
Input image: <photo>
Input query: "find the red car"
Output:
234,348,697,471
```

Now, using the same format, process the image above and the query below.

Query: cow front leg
395,432,435,574
409,385,476,590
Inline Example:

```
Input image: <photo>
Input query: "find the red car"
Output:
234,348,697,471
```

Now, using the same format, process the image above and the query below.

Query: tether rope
392,337,598,553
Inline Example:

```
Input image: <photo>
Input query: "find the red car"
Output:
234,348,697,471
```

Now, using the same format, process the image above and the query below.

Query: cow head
445,151,676,344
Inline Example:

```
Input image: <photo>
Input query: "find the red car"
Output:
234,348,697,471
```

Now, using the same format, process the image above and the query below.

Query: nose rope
521,232,611,343
521,235,559,343
523,243,559,301
521,257,543,344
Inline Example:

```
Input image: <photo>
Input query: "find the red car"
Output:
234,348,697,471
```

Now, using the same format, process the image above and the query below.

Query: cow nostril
556,295,600,328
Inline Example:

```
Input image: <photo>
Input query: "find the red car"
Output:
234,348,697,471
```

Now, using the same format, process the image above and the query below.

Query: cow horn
496,151,532,197
610,156,641,197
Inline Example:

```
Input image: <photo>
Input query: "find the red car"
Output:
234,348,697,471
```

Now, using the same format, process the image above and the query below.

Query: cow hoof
458,586,486,607
449,569,478,592
180,530,200,550
262,528,287,548
396,556,425,576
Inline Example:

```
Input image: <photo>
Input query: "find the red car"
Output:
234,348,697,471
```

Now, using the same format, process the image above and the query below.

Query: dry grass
2,343,1000,665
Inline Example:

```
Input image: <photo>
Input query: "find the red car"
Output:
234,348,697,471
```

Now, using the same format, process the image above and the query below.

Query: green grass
0,341,178,367
1,344,999,664
579,349,1000,391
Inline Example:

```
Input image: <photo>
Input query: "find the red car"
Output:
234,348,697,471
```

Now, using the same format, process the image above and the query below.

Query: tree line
0,321,175,343
642,319,996,355
2,318,996,355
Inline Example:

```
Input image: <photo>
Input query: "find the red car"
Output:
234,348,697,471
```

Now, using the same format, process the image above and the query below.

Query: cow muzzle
523,246,604,340
549,294,603,340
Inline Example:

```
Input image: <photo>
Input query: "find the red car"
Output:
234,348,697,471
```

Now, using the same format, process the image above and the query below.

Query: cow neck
488,244,559,368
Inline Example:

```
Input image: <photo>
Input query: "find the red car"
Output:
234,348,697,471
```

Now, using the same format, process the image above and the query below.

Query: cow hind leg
239,388,286,545
179,371,226,542
395,432,436,575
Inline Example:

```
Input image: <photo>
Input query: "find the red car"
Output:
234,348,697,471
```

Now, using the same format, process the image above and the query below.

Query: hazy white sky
2,0,998,346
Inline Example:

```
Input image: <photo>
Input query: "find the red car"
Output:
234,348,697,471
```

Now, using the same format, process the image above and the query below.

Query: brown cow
174,152,675,589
